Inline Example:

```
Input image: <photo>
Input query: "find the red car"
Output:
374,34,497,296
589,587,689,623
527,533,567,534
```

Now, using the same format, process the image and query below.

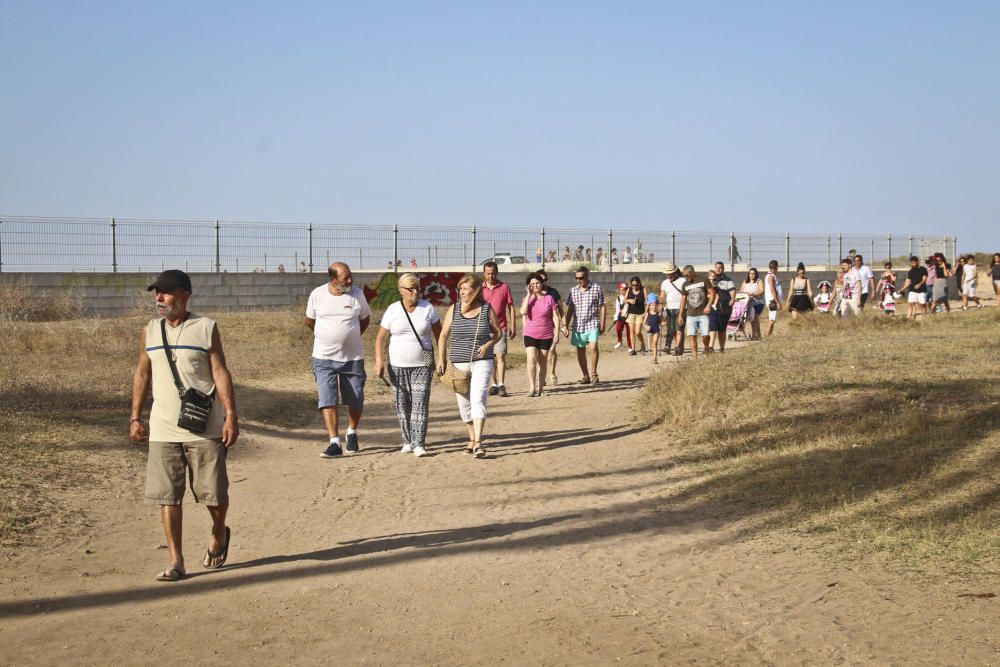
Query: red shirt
482,280,514,332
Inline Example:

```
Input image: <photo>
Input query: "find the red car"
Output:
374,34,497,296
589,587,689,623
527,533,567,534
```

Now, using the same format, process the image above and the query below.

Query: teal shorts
570,327,600,348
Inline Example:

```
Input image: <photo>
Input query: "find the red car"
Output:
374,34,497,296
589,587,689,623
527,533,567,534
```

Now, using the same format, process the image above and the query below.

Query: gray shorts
145,439,228,506
494,331,509,356
312,357,366,410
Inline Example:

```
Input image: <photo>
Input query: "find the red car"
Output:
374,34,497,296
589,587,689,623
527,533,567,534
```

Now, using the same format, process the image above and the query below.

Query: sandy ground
1,341,998,665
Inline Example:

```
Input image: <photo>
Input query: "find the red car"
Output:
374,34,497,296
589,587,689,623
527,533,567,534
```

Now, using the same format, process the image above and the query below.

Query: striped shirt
567,282,605,332
448,303,495,363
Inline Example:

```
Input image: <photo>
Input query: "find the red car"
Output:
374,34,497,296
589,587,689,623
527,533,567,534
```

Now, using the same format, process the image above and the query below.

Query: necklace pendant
170,353,178,363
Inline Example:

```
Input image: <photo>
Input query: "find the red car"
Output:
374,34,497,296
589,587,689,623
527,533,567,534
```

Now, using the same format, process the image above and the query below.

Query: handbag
401,302,434,368
161,319,215,434
439,304,483,394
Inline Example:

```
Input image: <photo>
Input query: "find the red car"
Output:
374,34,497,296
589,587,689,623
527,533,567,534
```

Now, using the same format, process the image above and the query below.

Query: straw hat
661,262,678,274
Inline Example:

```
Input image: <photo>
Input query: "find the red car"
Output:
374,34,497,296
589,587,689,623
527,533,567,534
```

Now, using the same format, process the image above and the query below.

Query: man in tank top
130,270,239,582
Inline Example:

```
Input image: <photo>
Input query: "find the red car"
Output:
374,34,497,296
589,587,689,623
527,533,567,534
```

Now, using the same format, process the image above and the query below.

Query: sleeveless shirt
145,314,225,442
448,303,495,364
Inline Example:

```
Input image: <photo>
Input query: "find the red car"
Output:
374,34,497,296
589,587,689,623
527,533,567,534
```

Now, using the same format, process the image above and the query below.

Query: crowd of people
130,253,996,581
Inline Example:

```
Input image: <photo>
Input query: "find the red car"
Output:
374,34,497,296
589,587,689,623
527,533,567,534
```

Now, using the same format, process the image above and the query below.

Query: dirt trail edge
1,350,997,665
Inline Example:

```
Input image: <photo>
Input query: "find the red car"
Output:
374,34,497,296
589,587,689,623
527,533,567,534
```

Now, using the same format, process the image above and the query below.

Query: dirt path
1,345,998,664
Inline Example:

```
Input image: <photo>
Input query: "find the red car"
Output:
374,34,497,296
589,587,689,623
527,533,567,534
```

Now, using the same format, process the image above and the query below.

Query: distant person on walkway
482,261,516,397
624,276,648,355
678,265,715,358
613,282,633,351
130,270,239,582
729,238,742,267
712,261,736,352
585,248,593,264
562,266,606,384
595,247,605,267
298,261,308,273
623,246,633,264
536,269,564,385
659,263,686,355
739,268,764,339
374,273,441,458
961,254,983,309
785,262,814,319
520,272,561,396
931,254,951,314
839,258,863,317
277,263,286,273
991,253,1000,303
306,262,371,458
764,260,783,335
877,262,897,315
562,246,572,263
437,274,502,458
610,248,619,265
853,255,875,309
898,256,928,319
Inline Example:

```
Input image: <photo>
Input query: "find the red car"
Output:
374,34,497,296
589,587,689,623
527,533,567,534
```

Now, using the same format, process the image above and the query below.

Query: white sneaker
413,445,428,457
400,443,413,454
614,342,622,349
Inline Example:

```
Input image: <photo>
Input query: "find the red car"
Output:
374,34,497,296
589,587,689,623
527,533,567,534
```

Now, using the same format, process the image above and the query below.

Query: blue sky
2,1,998,247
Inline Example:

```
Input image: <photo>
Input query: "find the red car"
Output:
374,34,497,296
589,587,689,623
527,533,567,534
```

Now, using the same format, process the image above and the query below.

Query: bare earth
1,347,997,665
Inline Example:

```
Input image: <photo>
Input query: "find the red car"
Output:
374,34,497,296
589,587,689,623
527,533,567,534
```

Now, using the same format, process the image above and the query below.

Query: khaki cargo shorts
494,331,509,356
145,439,229,506
625,312,645,329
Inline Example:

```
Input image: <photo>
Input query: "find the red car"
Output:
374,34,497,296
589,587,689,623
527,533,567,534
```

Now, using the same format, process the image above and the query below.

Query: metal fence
0,215,956,273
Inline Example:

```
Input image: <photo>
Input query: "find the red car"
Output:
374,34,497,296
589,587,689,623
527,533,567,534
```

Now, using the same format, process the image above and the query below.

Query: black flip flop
203,526,231,569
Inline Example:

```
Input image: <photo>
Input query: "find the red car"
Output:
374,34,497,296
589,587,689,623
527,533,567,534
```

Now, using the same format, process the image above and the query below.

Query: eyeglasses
575,276,586,281
400,287,417,292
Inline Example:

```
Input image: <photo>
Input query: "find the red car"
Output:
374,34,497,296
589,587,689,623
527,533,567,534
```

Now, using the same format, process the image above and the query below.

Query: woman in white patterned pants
374,274,442,457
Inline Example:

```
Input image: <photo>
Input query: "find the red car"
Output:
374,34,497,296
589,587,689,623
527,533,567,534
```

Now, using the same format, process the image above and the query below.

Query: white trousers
453,359,494,422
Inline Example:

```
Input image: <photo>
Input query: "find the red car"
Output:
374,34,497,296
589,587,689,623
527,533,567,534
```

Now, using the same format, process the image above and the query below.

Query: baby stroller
727,293,751,341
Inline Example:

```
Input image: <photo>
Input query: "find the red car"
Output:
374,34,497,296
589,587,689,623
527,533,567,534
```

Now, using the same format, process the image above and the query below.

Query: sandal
473,441,487,459
203,526,231,570
591,374,600,384
578,376,591,385
465,440,475,454
156,567,186,582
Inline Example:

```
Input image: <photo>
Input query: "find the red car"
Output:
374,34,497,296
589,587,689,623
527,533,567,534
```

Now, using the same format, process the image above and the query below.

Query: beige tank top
145,314,225,442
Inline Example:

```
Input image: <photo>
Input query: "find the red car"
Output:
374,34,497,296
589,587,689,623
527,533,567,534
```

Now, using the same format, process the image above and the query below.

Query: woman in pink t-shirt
519,272,561,397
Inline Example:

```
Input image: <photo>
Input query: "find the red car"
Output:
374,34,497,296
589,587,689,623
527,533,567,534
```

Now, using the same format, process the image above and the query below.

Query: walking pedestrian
764,260,783,336
877,262,897,315
739,268,764,339
931,254,951,313
961,255,983,309
613,282,633,351
785,262,814,319
839,258,863,317
561,266,606,384
991,253,1000,303
678,265,715,358
624,276,648,355
898,256,928,319
645,292,661,363
520,272,561,396
373,273,442,458
712,261,736,352
853,255,875,309
305,262,371,458
536,269,564,385
130,270,239,582
437,274,502,458
482,261,516,397
659,263,686,355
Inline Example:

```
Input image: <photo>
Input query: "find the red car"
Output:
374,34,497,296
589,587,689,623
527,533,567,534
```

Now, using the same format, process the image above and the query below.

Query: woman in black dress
785,262,814,319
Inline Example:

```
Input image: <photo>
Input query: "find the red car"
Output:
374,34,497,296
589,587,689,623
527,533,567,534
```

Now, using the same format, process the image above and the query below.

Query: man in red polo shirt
482,261,516,397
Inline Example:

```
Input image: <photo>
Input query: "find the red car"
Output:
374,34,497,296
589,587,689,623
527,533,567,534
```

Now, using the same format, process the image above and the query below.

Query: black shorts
860,292,870,306
523,335,553,351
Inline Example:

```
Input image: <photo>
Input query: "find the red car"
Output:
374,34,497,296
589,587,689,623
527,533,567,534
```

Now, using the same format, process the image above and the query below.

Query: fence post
670,230,676,266
392,224,399,273
608,229,613,274
784,232,790,271
953,236,958,259
838,234,843,263
471,226,477,271
870,238,875,265
0,219,4,273
540,227,546,268
308,223,313,272
111,218,118,273
907,234,912,258
747,235,752,268
730,232,736,271
827,235,831,270
887,234,892,264
708,237,713,266
214,220,221,273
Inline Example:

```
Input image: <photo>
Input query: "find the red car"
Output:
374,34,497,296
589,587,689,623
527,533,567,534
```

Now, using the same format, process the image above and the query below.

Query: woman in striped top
437,274,502,458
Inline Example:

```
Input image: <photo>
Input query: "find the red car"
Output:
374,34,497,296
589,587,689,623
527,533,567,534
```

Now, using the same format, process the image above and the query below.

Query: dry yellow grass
642,308,1000,570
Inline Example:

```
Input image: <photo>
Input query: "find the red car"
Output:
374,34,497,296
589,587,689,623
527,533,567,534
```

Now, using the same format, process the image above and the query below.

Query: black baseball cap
147,269,192,292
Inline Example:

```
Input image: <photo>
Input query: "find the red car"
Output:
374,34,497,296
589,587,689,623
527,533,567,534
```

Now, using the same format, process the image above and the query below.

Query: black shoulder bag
161,319,215,434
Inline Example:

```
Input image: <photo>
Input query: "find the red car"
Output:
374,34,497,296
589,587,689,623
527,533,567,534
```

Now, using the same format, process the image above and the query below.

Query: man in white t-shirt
854,255,876,309
658,263,686,355
305,262,372,458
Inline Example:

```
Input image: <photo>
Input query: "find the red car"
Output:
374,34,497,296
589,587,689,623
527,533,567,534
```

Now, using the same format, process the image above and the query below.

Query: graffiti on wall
362,272,466,310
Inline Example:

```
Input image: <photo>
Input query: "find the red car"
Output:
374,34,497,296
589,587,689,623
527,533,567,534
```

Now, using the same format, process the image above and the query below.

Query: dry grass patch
642,308,1000,570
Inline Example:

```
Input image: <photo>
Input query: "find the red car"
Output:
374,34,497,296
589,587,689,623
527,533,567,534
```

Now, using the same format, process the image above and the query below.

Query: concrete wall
1,269,841,317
